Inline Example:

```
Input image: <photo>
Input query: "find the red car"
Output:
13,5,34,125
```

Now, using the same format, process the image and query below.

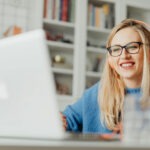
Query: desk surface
0,138,150,150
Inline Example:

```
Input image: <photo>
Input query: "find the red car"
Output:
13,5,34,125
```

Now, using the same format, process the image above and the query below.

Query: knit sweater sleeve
62,82,100,132
62,94,84,132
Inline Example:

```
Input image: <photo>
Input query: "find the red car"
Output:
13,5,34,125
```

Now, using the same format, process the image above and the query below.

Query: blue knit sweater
63,82,141,134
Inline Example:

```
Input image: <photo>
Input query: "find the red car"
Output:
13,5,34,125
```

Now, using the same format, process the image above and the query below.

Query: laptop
0,29,65,139
0,29,120,141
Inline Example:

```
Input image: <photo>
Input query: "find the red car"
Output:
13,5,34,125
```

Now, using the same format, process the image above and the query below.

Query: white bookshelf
1,0,149,110
41,0,150,110
43,0,79,110
81,0,114,90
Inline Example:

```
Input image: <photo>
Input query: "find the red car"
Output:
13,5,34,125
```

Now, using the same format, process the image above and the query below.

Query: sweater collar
125,87,141,94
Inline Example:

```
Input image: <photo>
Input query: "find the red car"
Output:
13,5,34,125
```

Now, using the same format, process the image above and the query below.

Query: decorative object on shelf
53,55,65,63
61,38,73,44
0,0,30,36
3,25,22,37
52,55,72,69
55,80,70,95
92,55,102,72
46,30,73,44
46,31,64,41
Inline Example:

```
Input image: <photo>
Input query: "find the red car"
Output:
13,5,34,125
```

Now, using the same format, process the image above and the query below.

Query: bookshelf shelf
57,95,74,101
87,26,111,34
43,19,75,29
47,41,74,51
52,67,73,75
86,71,102,78
87,46,106,54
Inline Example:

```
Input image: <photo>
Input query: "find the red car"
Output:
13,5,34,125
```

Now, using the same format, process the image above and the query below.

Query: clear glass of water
123,95,150,143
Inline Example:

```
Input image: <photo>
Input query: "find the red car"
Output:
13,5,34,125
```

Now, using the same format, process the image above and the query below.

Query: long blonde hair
99,19,150,130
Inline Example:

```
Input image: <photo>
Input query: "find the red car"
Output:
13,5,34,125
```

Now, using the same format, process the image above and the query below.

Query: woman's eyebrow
111,41,138,47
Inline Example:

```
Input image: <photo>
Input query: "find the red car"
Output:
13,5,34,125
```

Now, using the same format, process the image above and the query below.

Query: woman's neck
123,78,141,89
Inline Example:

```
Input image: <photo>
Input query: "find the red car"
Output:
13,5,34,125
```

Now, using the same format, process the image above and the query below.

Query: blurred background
0,0,150,110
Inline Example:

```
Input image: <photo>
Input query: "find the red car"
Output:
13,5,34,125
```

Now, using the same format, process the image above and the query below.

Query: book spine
59,0,62,21
70,0,75,23
55,0,60,20
102,4,110,28
95,7,100,27
43,0,48,18
52,0,56,19
61,0,68,21
67,0,71,22
91,5,95,26
47,0,52,19
100,7,105,29
87,3,92,26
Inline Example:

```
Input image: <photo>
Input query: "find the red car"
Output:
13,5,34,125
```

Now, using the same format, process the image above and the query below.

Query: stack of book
44,0,75,23
87,3,115,29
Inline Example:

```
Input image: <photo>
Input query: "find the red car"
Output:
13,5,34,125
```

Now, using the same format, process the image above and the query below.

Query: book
55,0,60,20
100,6,105,29
43,0,47,18
47,0,53,20
52,0,56,19
61,0,69,21
102,4,110,28
69,0,75,23
95,6,101,27
87,3,92,26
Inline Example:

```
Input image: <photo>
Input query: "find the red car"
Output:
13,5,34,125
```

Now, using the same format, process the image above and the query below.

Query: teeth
121,63,133,67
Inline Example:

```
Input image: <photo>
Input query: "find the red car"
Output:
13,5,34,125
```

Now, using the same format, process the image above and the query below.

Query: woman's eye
112,48,120,52
127,46,137,49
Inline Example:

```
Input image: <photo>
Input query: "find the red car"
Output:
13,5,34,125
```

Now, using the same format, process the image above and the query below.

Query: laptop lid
0,29,65,139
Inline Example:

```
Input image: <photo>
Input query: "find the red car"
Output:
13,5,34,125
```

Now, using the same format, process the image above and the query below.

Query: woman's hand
100,123,123,141
113,122,123,140
60,112,67,130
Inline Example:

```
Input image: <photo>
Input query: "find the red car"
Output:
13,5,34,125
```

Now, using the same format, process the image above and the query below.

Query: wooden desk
0,138,150,150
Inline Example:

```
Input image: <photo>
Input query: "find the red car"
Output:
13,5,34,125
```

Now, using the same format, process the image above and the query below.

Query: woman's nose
120,48,131,59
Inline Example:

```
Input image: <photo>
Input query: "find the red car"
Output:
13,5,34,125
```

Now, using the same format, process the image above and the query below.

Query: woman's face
108,27,144,87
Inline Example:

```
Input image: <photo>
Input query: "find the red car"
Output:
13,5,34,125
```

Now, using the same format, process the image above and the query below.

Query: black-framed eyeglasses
107,42,143,57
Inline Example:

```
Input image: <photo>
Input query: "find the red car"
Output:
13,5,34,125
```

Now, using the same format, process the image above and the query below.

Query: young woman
61,19,150,135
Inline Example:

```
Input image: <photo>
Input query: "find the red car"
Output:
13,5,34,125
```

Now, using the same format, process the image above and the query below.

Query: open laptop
0,29,65,139
0,29,120,141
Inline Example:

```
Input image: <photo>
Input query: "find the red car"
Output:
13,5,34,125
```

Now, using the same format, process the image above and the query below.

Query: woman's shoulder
85,81,100,94
83,81,100,102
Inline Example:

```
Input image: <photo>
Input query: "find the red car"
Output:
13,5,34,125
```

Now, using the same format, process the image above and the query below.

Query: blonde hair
99,19,150,130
